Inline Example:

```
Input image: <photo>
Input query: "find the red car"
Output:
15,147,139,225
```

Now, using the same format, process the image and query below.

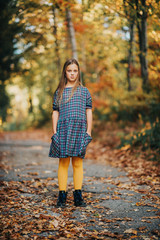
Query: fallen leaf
124,228,137,234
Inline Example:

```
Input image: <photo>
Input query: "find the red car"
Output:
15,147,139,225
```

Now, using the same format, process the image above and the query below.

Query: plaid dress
49,86,92,159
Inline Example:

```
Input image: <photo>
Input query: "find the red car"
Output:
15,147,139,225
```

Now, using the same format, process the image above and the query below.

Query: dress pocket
79,132,92,156
86,132,92,139
49,132,60,156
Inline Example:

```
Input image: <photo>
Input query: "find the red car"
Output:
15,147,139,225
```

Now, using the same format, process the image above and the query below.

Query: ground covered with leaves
0,122,160,239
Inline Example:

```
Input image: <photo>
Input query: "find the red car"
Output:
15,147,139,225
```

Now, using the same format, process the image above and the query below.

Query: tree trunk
53,7,61,79
81,0,86,84
136,0,149,92
66,7,78,60
28,93,33,113
127,21,135,91
0,82,9,122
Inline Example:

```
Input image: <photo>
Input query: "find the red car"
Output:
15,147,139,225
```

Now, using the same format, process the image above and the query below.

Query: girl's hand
86,131,91,137
86,109,92,138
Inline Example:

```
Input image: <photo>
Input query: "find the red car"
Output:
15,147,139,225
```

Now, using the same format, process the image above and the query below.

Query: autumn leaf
124,228,138,235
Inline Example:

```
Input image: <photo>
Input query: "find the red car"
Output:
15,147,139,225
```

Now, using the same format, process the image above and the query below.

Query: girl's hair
55,58,83,104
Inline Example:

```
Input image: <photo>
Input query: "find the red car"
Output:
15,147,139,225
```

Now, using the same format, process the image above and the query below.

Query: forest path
0,130,159,239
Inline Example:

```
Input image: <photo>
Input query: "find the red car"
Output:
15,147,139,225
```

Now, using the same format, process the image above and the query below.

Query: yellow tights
58,156,83,191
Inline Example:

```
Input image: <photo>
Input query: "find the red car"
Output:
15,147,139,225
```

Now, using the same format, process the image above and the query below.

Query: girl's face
65,64,79,84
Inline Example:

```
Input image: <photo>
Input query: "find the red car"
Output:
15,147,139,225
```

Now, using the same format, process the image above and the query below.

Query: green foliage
3,121,27,131
0,0,18,81
94,93,160,160
119,120,160,159
94,101,160,123
0,0,23,121
111,102,160,123
0,84,10,122
35,105,51,128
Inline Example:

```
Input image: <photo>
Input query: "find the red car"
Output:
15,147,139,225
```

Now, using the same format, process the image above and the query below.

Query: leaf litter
0,124,160,239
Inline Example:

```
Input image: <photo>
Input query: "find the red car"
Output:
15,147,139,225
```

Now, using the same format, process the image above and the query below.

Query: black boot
56,191,67,208
73,189,86,207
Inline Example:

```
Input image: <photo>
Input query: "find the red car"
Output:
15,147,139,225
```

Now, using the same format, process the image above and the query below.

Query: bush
119,120,160,160
94,91,160,124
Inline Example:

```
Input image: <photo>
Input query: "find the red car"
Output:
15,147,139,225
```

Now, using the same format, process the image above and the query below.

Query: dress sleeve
86,88,92,109
52,90,59,111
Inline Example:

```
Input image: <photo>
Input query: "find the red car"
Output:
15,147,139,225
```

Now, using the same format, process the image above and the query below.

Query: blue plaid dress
49,86,92,159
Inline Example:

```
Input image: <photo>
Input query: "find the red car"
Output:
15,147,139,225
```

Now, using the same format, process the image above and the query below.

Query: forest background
0,0,160,160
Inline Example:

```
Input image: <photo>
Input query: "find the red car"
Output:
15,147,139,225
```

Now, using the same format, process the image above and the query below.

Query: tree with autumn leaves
0,0,160,156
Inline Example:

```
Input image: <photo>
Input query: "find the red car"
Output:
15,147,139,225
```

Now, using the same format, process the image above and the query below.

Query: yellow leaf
67,234,72,238
121,144,130,150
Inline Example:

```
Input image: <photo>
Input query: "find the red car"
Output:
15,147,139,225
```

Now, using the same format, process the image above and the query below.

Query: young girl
49,58,93,208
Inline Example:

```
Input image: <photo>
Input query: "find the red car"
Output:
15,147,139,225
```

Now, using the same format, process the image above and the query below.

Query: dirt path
0,131,160,239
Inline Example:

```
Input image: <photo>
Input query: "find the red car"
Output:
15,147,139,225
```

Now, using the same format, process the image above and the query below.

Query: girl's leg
72,156,83,190
58,157,70,191
56,157,70,207
72,156,86,207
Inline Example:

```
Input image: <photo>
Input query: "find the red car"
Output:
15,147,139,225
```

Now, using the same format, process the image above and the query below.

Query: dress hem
48,155,85,159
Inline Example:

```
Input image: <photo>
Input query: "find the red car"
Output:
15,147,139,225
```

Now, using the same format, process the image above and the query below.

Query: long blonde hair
54,58,83,105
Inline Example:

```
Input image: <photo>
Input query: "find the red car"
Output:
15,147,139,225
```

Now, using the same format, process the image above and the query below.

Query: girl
49,58,93,208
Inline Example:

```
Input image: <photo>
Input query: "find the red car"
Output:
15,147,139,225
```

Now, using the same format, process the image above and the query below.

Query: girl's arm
86,108,92,136
52,110,59,134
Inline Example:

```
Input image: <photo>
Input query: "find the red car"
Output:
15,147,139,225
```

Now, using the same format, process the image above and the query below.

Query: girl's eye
67,70,78,72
